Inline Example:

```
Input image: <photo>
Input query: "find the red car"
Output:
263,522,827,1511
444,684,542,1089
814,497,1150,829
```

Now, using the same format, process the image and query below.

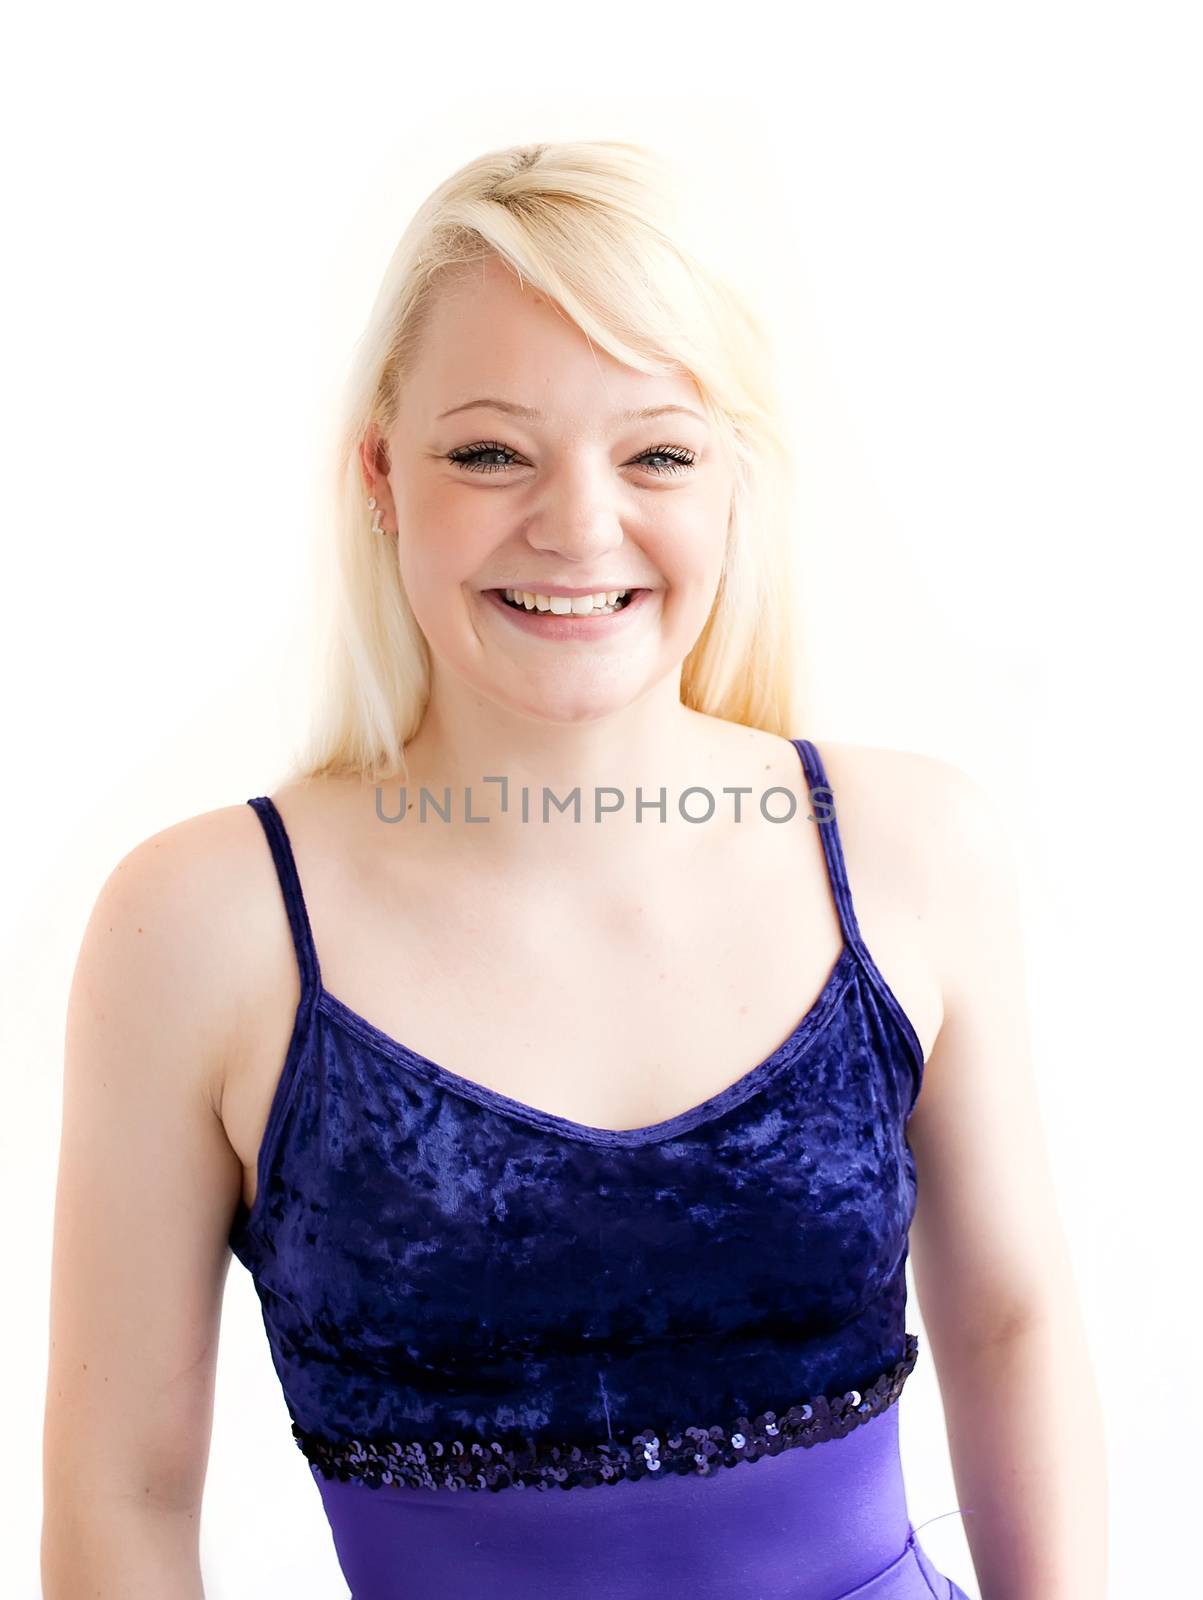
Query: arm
907,760,1108,1599
41,815,248,1598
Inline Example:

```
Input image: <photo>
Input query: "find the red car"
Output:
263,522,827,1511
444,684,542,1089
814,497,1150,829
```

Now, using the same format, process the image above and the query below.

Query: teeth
502,588,631,615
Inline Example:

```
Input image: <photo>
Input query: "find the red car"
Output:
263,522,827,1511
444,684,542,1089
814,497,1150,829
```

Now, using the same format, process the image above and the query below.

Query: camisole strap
791,738,866,953
246,795,322,1003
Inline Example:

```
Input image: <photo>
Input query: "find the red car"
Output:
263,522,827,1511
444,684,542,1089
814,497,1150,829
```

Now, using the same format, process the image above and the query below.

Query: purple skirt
311,1403,973,1598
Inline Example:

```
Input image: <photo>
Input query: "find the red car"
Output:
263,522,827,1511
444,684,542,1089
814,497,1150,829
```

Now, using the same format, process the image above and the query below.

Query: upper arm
905,757,1076,1362
43,811,249,1525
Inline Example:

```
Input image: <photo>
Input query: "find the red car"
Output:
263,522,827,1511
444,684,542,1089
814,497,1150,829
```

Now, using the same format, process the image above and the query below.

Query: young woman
42,141,1105,1598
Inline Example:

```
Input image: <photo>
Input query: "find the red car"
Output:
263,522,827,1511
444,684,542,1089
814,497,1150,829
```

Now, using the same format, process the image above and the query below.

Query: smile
499,588,634,617
482,586,654,636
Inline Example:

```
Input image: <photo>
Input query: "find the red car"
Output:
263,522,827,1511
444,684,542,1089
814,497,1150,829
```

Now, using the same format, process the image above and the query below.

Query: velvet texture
230,739,928,1468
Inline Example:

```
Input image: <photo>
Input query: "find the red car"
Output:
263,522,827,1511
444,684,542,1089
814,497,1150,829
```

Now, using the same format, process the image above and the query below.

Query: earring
367,496,387,536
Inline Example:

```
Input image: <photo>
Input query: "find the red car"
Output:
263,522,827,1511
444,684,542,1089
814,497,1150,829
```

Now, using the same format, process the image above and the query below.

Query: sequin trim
292,1333,919,1493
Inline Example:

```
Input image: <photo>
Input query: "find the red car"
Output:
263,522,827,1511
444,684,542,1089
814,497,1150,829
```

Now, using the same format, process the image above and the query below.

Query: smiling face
360,255,735,728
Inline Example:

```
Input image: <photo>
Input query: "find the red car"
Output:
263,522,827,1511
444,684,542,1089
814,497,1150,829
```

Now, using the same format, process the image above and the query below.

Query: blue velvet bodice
228,738,927,1494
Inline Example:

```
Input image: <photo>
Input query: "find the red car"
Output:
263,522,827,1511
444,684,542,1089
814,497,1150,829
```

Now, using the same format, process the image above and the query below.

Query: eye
445,441,697,477
634,444,696,476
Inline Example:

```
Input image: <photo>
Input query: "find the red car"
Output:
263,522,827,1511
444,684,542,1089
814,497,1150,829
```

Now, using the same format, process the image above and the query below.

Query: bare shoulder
816,737,1012,915
81,798,292,1115
814,736,995,833
801,738,1017,1046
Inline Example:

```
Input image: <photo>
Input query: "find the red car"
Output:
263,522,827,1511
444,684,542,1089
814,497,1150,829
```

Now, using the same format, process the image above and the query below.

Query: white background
4,3,1199,1594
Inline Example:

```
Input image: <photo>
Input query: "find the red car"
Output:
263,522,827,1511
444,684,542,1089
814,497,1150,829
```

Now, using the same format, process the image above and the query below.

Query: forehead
406,255,706,429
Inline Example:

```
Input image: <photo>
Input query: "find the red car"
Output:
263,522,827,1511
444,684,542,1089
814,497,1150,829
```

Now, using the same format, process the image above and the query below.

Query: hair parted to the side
290,139,804,786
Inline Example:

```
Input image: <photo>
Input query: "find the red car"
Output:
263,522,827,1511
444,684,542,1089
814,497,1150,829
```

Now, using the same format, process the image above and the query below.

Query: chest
328,831,853,1123
228,820,933,1212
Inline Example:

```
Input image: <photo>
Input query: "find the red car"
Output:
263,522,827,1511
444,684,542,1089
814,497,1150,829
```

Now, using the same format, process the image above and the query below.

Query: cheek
397,513,492,601
399,542,458,600
647,518,726,598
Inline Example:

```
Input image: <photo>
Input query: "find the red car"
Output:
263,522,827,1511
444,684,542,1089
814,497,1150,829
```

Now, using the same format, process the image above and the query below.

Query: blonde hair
292,140,804,785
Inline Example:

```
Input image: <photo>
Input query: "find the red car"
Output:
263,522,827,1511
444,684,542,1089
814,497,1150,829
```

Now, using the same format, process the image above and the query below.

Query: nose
520,463,628,566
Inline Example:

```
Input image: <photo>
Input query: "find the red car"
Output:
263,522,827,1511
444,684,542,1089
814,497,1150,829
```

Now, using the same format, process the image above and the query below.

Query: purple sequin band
291,1333,919,1494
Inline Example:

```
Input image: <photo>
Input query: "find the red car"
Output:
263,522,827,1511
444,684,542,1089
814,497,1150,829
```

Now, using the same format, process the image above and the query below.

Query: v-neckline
312,943,861,1148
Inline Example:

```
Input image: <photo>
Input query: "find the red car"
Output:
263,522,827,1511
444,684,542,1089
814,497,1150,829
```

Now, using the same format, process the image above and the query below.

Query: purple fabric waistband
312,1402,973,1599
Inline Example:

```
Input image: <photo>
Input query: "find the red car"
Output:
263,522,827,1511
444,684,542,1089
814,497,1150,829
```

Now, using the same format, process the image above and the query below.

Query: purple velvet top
228,737,927,1496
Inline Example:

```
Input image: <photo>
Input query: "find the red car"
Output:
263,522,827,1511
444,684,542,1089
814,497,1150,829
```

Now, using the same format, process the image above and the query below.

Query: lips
482,585,655,634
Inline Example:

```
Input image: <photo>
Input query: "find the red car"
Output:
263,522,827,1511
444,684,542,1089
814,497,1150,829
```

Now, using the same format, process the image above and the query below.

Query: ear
358,426,394,518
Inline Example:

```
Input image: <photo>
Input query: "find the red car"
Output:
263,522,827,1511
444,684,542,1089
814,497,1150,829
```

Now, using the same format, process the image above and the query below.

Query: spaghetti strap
792,738,866,953
793,738,926,1084
246,795,322,1002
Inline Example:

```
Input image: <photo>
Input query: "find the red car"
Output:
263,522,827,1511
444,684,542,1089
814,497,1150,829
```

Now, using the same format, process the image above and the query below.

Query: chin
480,680,651,727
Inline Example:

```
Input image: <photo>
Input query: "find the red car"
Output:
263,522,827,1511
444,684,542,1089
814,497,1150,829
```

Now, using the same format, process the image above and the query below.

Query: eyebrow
436,397,709,427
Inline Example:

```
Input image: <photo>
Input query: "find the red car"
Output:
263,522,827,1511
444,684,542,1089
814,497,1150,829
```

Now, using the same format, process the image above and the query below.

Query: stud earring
367,496,387,536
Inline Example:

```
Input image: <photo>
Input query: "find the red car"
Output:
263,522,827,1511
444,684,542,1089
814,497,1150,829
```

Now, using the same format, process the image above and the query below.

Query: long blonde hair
292,140,804,785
